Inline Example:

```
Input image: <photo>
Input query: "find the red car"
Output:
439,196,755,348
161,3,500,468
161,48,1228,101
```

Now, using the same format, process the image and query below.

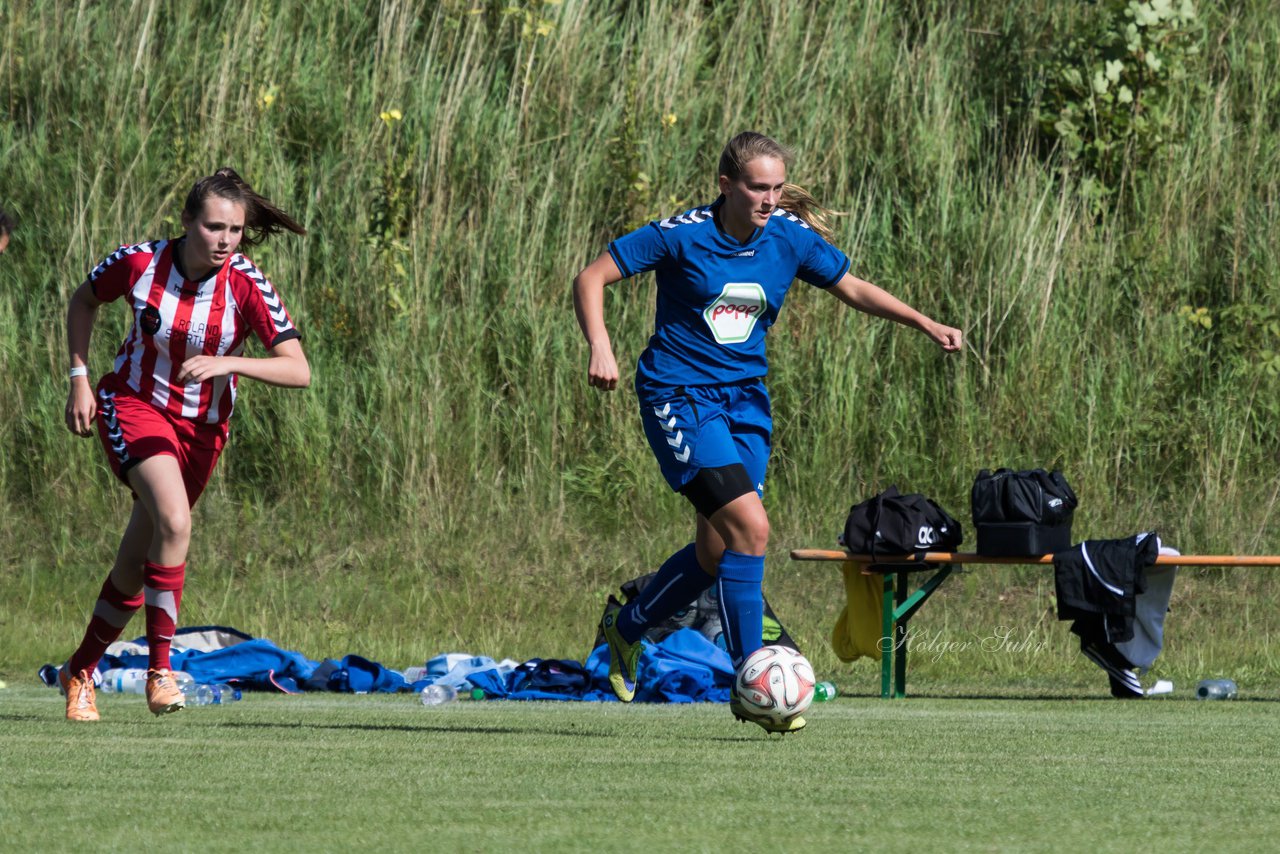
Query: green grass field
3,683,1277,852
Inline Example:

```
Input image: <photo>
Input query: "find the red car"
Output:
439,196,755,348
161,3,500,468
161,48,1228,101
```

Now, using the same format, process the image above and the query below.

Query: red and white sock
68,575,145,675
143,561,186,672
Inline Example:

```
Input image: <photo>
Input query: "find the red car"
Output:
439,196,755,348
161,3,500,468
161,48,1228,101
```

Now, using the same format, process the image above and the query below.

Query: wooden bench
790,549,1280,699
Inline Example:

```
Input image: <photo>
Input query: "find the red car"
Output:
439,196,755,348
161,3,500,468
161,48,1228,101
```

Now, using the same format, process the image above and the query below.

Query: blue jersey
608,196,850,392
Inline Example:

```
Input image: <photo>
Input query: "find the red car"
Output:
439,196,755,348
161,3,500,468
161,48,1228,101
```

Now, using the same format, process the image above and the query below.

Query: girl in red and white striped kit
59,168,310,721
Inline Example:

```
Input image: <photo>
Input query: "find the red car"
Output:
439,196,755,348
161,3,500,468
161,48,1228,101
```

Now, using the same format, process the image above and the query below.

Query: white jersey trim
658,206,714,230
229,255,294,339
771,208,812,229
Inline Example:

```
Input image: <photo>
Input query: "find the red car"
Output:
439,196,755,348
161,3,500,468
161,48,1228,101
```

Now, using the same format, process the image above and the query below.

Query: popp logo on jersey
703,282,767,345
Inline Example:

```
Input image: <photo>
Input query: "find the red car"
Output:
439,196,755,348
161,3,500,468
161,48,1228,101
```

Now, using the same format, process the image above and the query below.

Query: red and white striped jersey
87,239,301,424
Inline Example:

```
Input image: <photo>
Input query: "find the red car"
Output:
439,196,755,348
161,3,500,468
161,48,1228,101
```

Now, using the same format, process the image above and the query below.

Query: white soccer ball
734,645,815,724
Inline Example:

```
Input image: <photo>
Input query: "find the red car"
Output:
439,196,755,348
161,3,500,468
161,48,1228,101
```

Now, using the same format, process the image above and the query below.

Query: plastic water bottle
183,684,216,705
419,684,458,705
101,668,149,693
182,683,242,705
813,681,838,702
1196,678,1238,700
101,668,194,694
211,683,241,704
403,666,429,683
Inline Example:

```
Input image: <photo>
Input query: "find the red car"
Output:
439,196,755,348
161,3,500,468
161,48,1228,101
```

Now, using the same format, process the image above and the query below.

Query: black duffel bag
843,485,963,569
971,468,1078,556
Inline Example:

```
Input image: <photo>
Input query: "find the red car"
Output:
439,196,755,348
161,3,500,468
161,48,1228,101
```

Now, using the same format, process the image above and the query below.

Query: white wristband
69,366,89,379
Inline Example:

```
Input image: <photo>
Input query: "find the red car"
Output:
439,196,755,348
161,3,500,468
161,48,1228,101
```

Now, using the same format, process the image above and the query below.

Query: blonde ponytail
718,132,842,242
779,183,842,243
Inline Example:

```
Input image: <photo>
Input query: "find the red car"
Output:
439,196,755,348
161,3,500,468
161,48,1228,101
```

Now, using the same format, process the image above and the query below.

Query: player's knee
153,506,191,546
735,513,770,554
711,498,769,555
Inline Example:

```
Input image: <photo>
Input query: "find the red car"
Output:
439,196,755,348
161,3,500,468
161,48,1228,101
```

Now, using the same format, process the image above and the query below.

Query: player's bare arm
572,251,624,392
176,338,310,388
65,281,104,436
827,272,963,352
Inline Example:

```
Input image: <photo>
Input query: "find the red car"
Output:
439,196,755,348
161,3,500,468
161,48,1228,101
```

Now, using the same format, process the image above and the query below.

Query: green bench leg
894,571,909,698
880,573,894,698
878,565,956,699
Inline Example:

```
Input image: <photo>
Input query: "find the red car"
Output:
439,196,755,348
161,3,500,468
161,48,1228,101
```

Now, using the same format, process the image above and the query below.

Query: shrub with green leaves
1038,0,1203,202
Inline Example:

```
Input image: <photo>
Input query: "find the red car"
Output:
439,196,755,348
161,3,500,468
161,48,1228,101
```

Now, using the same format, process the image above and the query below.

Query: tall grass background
2,0,1278,692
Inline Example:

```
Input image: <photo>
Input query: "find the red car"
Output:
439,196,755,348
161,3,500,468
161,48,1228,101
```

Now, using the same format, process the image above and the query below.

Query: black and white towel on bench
1054,532,1180,698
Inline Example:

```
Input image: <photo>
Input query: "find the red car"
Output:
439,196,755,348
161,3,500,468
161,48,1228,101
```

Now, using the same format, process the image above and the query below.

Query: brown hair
0,207,13,238
183,167,305,248
717,131,842,242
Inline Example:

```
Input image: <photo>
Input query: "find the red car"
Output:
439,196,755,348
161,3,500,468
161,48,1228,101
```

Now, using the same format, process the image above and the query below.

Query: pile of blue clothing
42,625,733,702
491,628,733,703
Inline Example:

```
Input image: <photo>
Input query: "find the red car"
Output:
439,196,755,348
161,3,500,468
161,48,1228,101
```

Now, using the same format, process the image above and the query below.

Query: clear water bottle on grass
183,683,243,705
183,684,216,705
420,684,458,706
100,668,147,694
1196,679,1238,700
211,683,241,704
813,681,838,702
102,668,194,694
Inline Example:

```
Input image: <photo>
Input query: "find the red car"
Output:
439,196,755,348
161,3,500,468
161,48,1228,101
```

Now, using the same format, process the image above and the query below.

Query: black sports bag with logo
971,468,1078,555
843,486,963,567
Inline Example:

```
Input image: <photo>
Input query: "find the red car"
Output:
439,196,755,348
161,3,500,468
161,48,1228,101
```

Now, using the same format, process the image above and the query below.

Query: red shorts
94,380,228,508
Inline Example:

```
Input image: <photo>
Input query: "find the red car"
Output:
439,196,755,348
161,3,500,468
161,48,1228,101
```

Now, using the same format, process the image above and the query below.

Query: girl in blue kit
573,131,962,733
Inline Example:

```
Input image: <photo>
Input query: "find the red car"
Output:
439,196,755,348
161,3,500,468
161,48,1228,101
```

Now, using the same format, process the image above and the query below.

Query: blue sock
616,544,711,644
716,550,765,668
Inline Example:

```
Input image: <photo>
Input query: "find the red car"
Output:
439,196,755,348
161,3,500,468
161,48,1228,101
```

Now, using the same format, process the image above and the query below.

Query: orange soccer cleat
145,668,187,716
59,664,100,722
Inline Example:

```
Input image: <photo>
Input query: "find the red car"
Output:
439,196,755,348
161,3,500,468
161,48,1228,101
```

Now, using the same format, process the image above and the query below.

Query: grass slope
2,1,1279,685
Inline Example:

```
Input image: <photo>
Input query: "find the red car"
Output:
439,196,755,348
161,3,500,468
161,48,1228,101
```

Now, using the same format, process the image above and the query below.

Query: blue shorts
638,379,772,497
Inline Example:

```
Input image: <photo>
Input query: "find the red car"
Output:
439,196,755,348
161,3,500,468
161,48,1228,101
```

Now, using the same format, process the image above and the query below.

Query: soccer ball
734,645,815,724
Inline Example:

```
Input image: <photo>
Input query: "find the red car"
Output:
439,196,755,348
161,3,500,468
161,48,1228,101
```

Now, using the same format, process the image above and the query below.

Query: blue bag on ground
327,655,407,694
583,627,732,703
